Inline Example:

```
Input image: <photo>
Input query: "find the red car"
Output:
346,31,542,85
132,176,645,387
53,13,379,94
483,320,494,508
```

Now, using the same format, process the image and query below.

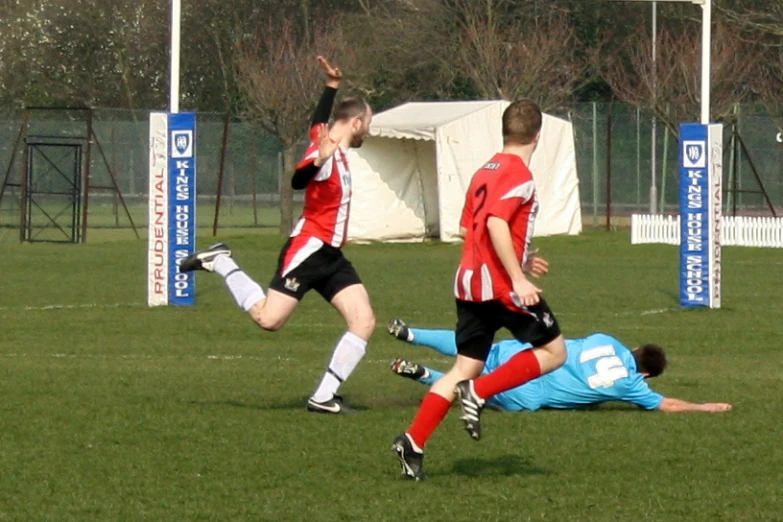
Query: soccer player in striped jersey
180,56,374,415
392,99,569,480
388,320,732,414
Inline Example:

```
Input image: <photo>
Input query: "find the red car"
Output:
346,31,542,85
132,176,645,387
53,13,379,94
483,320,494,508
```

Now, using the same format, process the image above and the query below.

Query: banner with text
147,112,197,307
678,123,722,309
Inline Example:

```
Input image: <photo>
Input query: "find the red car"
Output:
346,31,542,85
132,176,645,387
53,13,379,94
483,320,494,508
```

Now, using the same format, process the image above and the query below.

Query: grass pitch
2,231,782,521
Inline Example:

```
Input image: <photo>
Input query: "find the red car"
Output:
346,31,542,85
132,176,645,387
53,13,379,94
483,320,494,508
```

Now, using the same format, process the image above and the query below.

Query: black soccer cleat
390,358,429,381
306,394,358,415
178,243,232,273
391,433,426,481
455,380,486,441
387,319,414,342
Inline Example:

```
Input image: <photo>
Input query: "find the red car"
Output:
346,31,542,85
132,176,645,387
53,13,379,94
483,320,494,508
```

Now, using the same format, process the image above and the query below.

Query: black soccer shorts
455,298,562,362
268,238,362,302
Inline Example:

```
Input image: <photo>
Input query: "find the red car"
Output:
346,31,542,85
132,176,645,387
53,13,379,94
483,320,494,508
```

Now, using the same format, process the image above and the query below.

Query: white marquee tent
346,100,581,243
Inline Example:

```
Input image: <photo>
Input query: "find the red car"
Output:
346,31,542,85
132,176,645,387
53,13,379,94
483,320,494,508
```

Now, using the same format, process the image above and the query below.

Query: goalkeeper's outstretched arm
657,397,732,413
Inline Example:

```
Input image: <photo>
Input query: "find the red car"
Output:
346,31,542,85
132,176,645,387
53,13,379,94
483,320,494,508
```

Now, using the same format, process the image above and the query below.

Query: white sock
213,255,266,312
312,332,367,402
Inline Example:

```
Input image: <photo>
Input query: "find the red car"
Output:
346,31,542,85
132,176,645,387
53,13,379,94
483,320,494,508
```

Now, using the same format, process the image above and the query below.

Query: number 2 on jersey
472,184,488,230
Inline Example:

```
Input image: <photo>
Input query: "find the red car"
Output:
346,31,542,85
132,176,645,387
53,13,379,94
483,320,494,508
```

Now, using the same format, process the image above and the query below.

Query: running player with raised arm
391,100,568,480
387,320,732,413
179,56,374,414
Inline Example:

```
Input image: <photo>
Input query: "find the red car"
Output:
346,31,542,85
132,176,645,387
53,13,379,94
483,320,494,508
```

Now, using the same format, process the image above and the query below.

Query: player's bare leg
531,334,568,373
179,243,300,331
456,334,567,440
329,284,376,341
307,284,375,414
430,355,484,403
247,290,300,331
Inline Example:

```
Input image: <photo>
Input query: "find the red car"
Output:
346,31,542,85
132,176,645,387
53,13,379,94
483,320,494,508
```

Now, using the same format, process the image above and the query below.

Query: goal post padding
147,112,197,307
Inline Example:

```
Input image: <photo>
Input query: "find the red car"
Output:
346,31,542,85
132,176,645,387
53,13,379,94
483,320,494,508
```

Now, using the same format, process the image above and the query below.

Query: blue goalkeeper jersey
485,333,664,412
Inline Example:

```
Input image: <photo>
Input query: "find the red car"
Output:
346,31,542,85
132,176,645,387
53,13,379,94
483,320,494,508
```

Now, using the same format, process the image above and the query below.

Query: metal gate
22,141,83,243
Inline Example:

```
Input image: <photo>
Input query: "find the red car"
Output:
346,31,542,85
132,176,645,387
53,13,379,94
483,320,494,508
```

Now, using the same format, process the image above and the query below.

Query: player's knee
250,310,285,332
349,308,375,340
554,347,567,367
258,318,284,332
549,338,568,367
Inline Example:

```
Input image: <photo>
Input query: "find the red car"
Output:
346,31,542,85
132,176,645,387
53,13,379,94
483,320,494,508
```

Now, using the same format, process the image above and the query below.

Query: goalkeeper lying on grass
388,320,732,413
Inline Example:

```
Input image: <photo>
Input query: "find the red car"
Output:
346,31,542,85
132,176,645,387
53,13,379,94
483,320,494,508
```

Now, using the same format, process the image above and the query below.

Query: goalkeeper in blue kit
388,320,732,413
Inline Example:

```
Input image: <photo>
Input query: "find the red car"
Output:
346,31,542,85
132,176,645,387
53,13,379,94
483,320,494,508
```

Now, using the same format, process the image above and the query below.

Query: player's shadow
188,397,371,412
448,454,550,478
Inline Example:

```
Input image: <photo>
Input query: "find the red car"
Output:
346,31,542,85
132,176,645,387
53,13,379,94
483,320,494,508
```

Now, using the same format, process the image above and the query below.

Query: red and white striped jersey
291,125,352,249
455,153,539,310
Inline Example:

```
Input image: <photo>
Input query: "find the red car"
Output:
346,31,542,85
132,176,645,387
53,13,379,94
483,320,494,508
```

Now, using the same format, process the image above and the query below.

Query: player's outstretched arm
291,124,340,190
657,397,733,413
310,56,342,126
292,56,344,190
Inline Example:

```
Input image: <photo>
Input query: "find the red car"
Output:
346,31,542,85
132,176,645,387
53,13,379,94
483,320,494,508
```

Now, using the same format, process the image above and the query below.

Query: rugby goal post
146,0,198,307
615,0,722,308
606,0,712,125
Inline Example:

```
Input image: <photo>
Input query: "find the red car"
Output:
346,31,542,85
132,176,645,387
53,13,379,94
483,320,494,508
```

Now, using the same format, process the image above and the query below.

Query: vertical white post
650,1,658,213
170,0,181,114
700,0,711,124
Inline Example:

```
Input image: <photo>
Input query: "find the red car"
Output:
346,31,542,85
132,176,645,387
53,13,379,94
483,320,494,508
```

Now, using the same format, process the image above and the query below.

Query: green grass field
2,231,782,521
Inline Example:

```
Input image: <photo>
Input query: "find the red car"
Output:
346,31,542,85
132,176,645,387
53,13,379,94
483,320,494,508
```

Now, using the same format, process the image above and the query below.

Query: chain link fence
0,108,290,243
1,104,781,242
570,102,783,229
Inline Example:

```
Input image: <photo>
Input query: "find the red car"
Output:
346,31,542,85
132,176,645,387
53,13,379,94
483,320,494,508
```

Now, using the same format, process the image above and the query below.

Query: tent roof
369,100,504,141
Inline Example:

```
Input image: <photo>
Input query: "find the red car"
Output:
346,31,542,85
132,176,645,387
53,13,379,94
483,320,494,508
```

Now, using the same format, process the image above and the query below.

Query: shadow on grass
448,454,551,478
188,397,371,412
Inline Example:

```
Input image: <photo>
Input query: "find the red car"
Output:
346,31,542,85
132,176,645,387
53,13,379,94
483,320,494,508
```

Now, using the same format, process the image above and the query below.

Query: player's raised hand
522,249,549,278
511,278,542,308
703,403,733,412
317,55,342,88
314,123,339,166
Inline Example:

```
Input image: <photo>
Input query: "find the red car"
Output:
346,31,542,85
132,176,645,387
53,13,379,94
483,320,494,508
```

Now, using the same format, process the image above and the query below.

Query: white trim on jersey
461,269,474,300
521,198,539,265
480,264,493,301
291,217,305,237
330,149,351,247
314,156,334,182
282,236,324,277
500,181,535,203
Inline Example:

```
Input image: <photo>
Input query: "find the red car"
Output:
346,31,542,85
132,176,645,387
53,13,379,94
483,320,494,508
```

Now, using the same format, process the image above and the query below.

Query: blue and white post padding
147,112,197,307
679,123,722,309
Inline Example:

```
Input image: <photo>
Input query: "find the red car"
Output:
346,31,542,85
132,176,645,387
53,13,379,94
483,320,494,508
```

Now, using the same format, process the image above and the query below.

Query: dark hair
333,97,369,122
634,344,668,377
502,99,542,145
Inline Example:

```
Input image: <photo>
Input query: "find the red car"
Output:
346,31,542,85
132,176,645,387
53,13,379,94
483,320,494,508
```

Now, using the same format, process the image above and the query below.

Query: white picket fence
631,214,783,248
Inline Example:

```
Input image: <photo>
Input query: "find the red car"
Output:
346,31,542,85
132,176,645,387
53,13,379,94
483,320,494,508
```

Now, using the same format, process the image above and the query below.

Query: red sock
407,393,452,450
474,349,542,399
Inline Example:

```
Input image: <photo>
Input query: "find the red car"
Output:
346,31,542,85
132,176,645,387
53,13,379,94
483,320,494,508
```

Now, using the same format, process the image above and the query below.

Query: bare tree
755,47,783,131
235,18,356,235
718,2,783,39
451,7,592,110
388,0,589,109
604,22,764,135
